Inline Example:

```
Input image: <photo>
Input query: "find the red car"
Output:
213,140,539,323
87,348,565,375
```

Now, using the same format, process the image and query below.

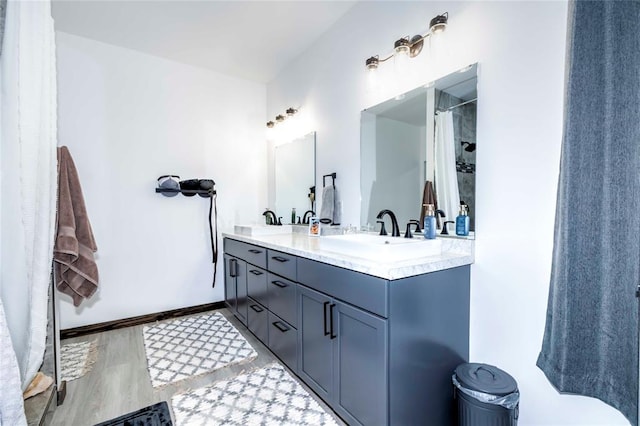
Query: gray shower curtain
537,1,640,424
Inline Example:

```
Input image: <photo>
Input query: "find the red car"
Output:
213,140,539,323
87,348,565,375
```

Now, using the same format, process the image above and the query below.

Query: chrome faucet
263,209,278,225
302,210,315,224
376,209,400,237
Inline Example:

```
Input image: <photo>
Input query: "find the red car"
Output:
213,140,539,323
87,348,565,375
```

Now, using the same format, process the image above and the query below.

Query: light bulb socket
366,56,379,70
394,37,410,54
429,12,448,33
409,35,424,58
275,114,285,122
286,107,298,116
266,121,275,128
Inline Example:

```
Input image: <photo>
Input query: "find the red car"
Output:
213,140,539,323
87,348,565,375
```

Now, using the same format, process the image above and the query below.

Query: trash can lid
454,363,518,396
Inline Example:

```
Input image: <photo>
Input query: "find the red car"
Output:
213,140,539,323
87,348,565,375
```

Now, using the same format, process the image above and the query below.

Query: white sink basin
319,233,442,262
234,224,292,236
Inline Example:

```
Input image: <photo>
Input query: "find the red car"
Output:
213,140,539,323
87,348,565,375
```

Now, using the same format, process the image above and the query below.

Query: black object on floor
94,401,172,426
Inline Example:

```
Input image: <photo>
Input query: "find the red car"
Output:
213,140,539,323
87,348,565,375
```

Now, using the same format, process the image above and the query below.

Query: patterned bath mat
171,363,339,425
142,312,257,387
61,340,97,381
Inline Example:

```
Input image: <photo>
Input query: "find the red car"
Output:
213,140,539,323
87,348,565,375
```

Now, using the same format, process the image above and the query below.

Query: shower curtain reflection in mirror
434,111,460,221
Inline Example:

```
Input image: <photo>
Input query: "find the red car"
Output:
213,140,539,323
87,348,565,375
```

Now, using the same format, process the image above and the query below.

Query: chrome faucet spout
376,209,401,237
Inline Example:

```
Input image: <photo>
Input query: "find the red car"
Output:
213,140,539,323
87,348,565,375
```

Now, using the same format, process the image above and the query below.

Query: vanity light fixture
365,12,448,72
266,107,299,128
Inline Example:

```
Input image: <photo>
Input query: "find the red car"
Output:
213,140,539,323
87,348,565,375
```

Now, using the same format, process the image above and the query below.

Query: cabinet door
333,301,388,426
235,259,248,326
224,254,237,311
297,285,333,401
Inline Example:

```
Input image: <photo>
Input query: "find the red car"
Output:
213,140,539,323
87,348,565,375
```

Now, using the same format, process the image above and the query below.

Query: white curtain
434,111,460,221
0,298,26,425
0,0,58,394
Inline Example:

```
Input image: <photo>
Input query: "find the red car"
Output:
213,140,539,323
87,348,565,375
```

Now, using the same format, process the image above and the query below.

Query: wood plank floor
47,308,344,425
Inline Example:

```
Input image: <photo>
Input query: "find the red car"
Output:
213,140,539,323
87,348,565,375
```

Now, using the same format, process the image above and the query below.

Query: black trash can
453,363,519,426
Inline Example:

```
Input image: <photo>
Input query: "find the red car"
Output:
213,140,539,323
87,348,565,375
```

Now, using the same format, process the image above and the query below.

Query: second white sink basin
319,233,442,262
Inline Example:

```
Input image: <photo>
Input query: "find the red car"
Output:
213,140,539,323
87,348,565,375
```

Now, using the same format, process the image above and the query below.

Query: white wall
56,32,267,329
268,2,628,425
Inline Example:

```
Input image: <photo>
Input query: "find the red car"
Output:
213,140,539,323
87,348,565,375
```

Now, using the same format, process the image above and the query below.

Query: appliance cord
209,191,218,287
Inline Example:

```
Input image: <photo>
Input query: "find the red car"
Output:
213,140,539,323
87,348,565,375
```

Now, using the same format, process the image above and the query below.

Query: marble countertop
222,231,474,280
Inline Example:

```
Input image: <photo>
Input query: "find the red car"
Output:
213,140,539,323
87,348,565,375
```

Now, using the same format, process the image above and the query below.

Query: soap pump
456,203,470,236
423,204,436,240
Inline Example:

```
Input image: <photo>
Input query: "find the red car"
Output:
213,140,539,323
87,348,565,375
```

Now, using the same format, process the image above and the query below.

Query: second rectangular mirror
274,131,316,224
361,64,477,237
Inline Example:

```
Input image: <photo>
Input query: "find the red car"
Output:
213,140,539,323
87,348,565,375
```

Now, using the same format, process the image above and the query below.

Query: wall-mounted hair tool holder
156,176,217,197
155,175,219,287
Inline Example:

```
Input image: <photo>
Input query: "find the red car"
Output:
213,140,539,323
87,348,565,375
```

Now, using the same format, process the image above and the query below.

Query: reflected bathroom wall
273,132,316,223
437,91,477,231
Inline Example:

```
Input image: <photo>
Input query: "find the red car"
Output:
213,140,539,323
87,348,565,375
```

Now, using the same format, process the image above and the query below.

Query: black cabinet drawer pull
272,321,290,333
248,249,263,254
250,304,264,313
249,270,264,276
323,301,330,336
271,256,289,263
271,280,288,288
329,303,336,339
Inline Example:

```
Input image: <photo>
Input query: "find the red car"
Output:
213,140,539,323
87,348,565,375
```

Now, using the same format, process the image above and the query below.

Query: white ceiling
52,0,357,83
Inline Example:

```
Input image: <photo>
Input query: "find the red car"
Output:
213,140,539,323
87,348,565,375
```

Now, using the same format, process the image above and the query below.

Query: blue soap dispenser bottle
423,204,436,239
456,204,470,236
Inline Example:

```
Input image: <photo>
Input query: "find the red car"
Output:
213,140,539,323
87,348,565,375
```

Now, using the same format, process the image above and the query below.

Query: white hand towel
319,185,335,224
320,185,342,225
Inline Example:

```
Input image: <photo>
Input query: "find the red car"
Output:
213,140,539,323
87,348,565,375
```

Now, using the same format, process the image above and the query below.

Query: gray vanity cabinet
297,285,388,426
224,237,470,425
223,254,248,326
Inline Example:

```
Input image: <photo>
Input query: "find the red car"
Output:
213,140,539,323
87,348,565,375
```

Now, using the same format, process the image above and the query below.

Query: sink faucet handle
405,220,421,238
376,220,388,236
441,220,455,235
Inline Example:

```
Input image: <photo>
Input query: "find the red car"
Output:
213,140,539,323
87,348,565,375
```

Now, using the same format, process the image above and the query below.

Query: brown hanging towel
54,146,99,307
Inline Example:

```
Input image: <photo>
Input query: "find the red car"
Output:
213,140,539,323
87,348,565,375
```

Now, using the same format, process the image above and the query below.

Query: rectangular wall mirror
273,131,316,224
360,64,477,238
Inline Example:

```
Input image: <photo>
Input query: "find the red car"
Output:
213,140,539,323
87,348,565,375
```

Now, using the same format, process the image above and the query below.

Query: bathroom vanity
223,230,472,425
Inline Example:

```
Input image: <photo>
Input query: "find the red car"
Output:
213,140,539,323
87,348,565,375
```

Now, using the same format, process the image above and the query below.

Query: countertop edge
222,232,474,280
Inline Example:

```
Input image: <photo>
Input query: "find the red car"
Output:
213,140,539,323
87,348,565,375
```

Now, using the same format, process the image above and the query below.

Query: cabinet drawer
267,273,297,327
268,312,297,373
224,238,267,268
247,298,268,345
298,257,389,318
267,249,297,281
247,267,268,307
